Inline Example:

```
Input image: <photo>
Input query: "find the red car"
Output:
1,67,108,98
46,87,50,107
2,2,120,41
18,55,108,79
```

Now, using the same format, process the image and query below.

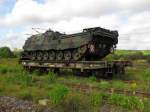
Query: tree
0,47,14,58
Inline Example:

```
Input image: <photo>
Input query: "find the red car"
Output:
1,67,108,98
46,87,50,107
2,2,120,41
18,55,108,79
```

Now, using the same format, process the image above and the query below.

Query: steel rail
65,83,150,99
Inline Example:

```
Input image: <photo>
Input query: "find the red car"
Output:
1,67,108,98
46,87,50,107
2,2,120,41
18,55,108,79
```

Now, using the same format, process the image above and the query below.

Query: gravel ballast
0,96,55,112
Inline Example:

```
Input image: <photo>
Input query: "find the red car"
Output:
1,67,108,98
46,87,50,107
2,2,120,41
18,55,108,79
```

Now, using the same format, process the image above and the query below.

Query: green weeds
45,71,57,84
111,80,128,90
142,68,150,88
89,92,102,107
108,94,144,111
48,84,69,105
0,65,21,74
0,58,150,111
5,72,33,87
18,89,33,100
143,99,150,112
98,81,110,90
0,66,8,74
88,75,97,82
60,92,90,112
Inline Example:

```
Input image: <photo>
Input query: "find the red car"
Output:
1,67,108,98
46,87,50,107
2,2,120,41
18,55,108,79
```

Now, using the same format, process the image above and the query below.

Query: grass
18,89,33,100
111,80,129,90
0,57,150,111
104,50,150,62
108,94,144,111
89,91,103,107
141,68,150,88
115,50,150,56
98,81,110,90
88,75,97,82
43,71,57,84
48,84,69,105
60,92,91,112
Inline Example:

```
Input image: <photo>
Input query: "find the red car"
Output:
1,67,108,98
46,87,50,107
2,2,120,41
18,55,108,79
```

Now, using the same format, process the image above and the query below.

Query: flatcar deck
20,60,131,69
20,60,132,77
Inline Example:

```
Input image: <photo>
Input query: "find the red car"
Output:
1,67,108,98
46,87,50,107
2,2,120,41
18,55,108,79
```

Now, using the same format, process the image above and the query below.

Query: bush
48,84,69,105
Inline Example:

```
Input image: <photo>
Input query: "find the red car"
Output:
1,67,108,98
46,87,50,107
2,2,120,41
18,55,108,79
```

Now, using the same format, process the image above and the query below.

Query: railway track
96,79,135,84
65,83,150,99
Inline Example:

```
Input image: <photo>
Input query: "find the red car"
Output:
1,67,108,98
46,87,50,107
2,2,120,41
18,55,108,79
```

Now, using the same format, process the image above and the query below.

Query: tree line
0,47,21,58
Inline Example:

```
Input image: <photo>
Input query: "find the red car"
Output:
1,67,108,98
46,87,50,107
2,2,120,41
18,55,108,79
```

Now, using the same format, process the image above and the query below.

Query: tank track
24,45,88,61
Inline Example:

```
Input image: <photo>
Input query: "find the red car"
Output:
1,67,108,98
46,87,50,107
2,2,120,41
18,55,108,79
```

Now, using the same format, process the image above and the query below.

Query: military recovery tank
21,27,118,61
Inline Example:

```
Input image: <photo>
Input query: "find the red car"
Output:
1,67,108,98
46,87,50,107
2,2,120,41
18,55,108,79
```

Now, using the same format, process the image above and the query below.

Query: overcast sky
0,0,150,50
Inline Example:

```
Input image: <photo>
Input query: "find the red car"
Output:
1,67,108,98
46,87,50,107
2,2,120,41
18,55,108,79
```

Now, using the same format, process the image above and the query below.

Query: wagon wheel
37,52,43,61
64,51,71,61
43,52,48,61
49,51,55,61
31,52,36,60
56,51,63,61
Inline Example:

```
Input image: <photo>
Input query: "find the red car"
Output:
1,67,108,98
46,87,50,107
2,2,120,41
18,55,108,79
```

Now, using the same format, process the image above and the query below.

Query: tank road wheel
56,51,63,61
72,46,87,60
43,52,48,61
37,52,43,61
31,52,36,60
72,50,81,61
64,51,71,61
79,45,87,54
49,51,55,61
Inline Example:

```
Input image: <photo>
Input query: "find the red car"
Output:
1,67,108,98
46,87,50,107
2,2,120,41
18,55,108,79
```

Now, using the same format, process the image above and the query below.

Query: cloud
0,14,121,49
117,11,150,50
0,0,4,5
0,0,150,50
0,30,26,49
1,0,150,27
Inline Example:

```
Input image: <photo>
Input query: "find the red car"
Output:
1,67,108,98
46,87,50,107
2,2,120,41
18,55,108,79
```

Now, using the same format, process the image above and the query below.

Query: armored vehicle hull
21,27,118,61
